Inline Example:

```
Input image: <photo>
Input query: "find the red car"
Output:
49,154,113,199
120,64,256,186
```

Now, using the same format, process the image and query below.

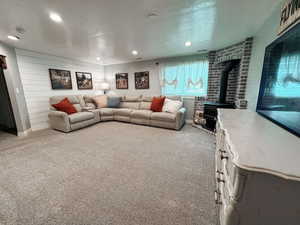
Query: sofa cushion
140,95,152,110
73,104,83,112
120,102,140,109
114,108,132,117
162,98,183,114
140,101,152,110
123,95,142,102
131,110,152,119
100,108,115,116
50,95,84,112
150,96,166,112
85,103,96,110
69,112,95,123
142,96,153,102
151,112,176,122
83,95,95,104
52,98,77,115
107,96,121,108
92,95,107,108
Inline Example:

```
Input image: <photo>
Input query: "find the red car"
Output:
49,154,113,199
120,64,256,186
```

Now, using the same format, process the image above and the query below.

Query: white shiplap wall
16,49,104,131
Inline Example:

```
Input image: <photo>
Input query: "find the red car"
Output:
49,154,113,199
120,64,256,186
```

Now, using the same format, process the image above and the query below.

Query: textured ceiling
0,0,281,65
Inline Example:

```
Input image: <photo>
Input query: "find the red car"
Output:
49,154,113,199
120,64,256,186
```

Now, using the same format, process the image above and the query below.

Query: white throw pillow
162,98,183,113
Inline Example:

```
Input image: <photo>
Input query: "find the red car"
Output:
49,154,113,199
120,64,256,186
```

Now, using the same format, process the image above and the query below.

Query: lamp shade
98,82,110,90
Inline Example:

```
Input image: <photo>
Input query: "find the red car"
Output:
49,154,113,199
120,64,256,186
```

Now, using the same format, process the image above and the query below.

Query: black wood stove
203,60,239,131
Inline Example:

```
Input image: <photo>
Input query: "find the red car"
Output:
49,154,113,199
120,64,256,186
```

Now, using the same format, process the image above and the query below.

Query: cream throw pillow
92,95,107,108
162,98,183,113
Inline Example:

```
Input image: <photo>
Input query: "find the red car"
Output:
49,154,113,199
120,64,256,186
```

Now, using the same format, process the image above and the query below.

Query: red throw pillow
52,98,77,115
151,96,166,112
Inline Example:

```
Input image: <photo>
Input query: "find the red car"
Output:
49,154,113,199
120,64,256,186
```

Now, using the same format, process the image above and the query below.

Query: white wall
104,56,206,121
16,49,104,131
246,1,284,110
104,60,161,97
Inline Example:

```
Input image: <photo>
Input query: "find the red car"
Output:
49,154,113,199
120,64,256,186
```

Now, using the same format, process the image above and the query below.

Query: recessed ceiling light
8,35,20,41
96,57,101,61
185,41,192,47
49,12,63,23
132,50,138,55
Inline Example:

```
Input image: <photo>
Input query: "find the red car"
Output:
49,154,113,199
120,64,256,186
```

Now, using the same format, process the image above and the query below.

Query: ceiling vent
147,12,159,18
16,26,26,34
197,49,208,53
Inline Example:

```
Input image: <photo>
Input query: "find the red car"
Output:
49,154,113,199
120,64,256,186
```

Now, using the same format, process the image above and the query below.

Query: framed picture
0,55,7,69
116,73,128,89
135,71,149,89
76,72,93,90
49,69,72,90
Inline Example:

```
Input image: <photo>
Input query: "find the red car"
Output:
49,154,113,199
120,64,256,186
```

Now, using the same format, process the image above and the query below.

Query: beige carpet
0,122,217,225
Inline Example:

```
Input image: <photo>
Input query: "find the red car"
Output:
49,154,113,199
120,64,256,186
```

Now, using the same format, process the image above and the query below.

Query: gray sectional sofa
48,95,186,132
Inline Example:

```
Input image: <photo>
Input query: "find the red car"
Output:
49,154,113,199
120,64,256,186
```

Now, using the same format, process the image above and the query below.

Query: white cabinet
215,109,300,225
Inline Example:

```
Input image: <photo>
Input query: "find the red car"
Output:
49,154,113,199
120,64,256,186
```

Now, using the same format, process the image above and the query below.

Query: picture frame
0,55,7,69
49,69,72,90
135,71,149,89
75,72,93,90
116,73,128,89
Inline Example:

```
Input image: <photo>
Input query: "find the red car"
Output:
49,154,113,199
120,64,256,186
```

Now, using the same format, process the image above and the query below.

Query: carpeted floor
0,123,217,225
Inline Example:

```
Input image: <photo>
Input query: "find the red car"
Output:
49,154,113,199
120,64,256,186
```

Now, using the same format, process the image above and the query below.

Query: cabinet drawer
221,143,247,201
215,124,226,188
216,123,225,152
222,141,236,188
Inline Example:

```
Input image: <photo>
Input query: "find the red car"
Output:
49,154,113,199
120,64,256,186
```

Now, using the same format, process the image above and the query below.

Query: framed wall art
135,71,149,89
76,72,93,90
116,73,128,89
0,55,7,69
49,69,72,90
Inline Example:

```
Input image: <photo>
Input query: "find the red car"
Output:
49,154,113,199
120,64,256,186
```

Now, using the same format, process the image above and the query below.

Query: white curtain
273,53,300,97
159,58,209,97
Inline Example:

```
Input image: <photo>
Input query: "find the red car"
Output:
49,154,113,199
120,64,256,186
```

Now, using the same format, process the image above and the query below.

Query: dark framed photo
0,55,7,69
116,73,128,89
135,71,149,89
49,69,72,90
76,72,93,90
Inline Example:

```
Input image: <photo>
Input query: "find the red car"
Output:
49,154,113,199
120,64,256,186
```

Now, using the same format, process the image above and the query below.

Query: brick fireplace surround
194,37,253,116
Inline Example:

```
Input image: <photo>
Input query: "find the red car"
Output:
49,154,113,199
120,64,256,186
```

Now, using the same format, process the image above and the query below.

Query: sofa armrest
175,107,187,130
82,106,94,112
48,111,71,132
178,107,186,114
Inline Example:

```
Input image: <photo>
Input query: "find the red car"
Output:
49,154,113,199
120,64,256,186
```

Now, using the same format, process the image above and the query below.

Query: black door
0,68,17,135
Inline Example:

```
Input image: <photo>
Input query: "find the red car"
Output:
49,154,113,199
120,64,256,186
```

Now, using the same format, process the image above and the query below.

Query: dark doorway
0,68,17,135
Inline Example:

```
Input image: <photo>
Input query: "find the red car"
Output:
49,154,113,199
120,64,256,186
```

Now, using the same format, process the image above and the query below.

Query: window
160,59,209,97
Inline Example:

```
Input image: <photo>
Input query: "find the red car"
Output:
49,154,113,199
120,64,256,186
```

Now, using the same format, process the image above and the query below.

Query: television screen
257,22,300,137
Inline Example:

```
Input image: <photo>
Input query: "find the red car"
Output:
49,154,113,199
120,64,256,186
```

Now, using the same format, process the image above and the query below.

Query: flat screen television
257,22,300,137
